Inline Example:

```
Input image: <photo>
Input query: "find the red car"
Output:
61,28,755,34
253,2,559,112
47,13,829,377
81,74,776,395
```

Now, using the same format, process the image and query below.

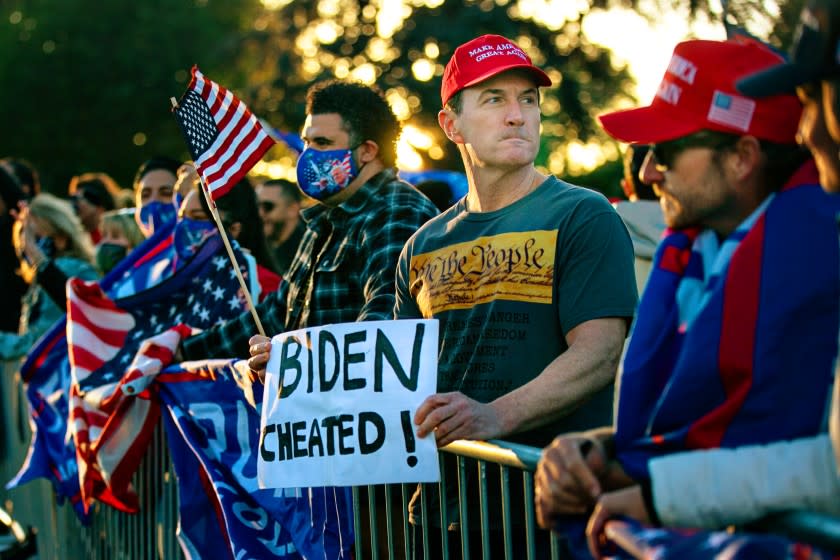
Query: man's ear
438,109,463,143
228,221,242,239
729,136,762,182
357,140,380,164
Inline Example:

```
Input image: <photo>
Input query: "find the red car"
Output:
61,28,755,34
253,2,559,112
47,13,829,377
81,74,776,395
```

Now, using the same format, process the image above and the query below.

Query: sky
556,4,727,172
582,5,726,105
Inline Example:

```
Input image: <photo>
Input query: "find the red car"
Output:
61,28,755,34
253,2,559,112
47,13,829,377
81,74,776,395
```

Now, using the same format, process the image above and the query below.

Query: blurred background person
96,208,145,275
0,194,97,361
612,144,666,294
113,188,136,209
133,156,181,238
0,157,40,200
0,164,28,334
68,172,121,244
256,178,304,276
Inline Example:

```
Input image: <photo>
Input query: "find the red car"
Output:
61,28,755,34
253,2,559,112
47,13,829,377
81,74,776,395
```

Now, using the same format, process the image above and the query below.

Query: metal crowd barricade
4,353,840,559
352,439,565,560
0,357,182,560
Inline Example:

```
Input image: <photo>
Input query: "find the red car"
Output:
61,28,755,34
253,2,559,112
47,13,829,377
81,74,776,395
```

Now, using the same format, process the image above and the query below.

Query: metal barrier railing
3,356,840,559
0,358,181,560
352,439,564,559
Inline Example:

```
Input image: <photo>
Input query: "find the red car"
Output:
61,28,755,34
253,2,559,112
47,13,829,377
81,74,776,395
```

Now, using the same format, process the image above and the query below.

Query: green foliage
242,0,637,173
0,0,807,199
0,0,260,193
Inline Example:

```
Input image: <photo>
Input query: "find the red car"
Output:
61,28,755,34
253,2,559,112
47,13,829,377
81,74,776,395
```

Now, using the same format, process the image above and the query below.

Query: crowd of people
1,0,839,557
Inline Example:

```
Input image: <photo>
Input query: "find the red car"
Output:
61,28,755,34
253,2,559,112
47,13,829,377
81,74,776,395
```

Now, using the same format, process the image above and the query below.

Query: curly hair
306,81,400,168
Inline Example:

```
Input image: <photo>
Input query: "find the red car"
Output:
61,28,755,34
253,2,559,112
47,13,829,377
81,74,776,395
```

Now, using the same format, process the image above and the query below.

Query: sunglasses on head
650,130,739,172
258,200,276,213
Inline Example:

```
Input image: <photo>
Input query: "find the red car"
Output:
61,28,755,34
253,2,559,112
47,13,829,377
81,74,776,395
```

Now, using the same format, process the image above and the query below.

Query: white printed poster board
258,319,440,488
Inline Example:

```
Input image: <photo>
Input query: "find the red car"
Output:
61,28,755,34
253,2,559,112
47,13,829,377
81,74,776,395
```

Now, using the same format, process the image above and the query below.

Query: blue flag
157,359,354,560
616,169,840,480
600,519,834,559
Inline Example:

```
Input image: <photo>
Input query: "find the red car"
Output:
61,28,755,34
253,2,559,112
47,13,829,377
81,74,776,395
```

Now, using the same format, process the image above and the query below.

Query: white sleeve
649,435,840,529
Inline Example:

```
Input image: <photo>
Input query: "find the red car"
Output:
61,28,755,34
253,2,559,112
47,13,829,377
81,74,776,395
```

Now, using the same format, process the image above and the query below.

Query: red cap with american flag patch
598,37,802,145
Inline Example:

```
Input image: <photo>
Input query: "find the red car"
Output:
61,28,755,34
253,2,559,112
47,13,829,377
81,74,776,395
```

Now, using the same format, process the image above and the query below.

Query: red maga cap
441,34,552,106
598,38,802,145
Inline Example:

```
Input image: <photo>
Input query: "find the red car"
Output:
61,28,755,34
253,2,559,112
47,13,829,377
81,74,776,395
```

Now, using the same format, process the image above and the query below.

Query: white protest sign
258,319,440,488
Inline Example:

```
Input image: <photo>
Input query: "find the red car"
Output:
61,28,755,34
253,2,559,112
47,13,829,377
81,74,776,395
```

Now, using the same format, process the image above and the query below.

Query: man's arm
493,317,626,434
414,317,626,445
357,187,437,322
648,435,840,528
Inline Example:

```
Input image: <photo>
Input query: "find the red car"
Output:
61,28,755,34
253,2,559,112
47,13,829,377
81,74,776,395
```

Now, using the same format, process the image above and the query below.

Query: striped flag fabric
173,65,275,200
65,226,252,513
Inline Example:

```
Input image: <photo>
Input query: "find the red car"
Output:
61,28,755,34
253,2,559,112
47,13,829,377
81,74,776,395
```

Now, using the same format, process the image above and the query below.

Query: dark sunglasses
650,131,739,171
258,200,276,213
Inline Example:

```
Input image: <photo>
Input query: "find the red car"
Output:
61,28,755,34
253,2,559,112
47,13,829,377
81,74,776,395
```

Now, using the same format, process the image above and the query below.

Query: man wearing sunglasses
535,37,840,556
256,178,304,275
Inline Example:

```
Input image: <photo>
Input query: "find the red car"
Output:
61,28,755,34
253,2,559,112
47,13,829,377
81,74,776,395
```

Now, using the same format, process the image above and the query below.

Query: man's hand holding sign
256,319,440,488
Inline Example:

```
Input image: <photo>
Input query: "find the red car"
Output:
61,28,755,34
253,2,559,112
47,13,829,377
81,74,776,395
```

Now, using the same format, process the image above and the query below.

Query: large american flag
66,231,251,513
173,65,275,200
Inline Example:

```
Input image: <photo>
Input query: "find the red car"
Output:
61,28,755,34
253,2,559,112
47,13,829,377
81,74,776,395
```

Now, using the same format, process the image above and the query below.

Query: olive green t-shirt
395,176,637,446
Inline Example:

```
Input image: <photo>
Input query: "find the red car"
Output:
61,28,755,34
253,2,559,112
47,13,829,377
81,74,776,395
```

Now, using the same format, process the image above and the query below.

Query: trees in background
0,0,804,196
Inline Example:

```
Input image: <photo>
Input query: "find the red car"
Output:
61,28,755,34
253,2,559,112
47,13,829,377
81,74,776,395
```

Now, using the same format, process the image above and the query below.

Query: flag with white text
158,359,354,559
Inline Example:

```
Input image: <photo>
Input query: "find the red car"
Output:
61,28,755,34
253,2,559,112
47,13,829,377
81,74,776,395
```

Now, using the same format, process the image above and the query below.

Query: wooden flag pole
170,97,266,337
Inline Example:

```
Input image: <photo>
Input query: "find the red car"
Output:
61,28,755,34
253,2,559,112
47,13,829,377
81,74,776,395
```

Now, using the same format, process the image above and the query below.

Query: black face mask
95,243,128,274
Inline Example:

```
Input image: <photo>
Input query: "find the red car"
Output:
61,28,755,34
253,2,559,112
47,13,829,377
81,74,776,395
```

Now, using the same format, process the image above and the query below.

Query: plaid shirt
182,168,439,360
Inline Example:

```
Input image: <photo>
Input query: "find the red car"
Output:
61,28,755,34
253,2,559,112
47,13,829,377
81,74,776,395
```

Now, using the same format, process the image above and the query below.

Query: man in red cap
561,3,840,550
395,34,638,554
534,37,840,558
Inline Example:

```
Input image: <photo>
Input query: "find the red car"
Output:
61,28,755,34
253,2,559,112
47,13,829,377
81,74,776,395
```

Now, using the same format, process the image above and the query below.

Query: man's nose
506,102,525,126
640,150,663,186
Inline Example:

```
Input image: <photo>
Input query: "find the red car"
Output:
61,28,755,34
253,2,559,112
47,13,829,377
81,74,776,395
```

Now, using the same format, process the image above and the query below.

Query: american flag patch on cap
707,90,755,131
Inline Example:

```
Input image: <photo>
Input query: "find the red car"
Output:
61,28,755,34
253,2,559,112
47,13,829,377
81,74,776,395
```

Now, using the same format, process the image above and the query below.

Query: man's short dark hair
133,156,182,191
445,91,464,115
306,81,400,168
261,178,302,203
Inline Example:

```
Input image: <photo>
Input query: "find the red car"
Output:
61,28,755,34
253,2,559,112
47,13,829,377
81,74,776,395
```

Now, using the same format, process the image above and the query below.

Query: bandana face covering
172,217,217,260
295,147,359,201
136,199,180,237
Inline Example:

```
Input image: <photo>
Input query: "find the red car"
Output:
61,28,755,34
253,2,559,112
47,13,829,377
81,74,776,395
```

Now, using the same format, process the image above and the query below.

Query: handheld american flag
173,66,275,200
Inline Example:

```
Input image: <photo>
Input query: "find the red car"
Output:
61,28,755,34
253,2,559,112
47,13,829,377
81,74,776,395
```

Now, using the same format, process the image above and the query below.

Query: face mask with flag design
295,147,359,201
172,217,217,261
136,199,180,237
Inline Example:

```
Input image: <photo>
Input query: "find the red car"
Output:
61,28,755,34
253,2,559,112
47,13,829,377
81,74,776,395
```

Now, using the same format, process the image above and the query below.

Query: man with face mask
182,83,437,556
132,156,182,238
181,80,439,365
